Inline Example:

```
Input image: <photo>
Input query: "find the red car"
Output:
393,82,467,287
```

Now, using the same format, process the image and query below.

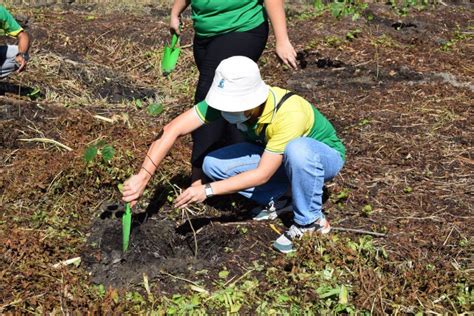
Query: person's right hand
276,40,298,70
122,173,149,207
15,54,28,73
170,14,181,35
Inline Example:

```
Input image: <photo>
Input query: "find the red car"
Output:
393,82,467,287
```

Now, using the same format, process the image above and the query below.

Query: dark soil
83,202,275,289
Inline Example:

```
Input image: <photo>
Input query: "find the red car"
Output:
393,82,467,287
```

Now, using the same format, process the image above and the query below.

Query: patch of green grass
441,27,473,51
323,35,345,48
314,0,368,21
389,0,435,16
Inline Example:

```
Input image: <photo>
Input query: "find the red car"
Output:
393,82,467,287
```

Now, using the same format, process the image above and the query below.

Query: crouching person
122,56,345,253
0,5,30,78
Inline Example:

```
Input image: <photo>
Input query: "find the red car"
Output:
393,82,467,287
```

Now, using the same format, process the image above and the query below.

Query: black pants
191,22,269,170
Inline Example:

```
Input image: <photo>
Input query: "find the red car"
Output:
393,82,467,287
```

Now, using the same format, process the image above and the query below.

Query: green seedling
361,204,373,216
27,87,42,100
147,102,164,116
218,270,229,279
346,29,362,41
133,98,143,109
84,140,115,164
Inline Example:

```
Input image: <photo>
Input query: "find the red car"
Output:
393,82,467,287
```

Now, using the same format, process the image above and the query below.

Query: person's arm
122,108,204,205
264,0,297,69
15,30,30,73
174,152,283,208
170,0,191,35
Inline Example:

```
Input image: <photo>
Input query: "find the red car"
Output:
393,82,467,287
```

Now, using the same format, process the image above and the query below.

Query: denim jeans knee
284,137,344,225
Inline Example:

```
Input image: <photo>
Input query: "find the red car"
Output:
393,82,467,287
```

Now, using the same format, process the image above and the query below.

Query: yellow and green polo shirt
191,0,266,38
194,86,346,161
0,6,23,37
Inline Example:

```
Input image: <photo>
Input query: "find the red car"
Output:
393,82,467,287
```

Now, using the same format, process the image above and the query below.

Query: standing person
169,0,298,185
0,5,30,78
123,56,345,253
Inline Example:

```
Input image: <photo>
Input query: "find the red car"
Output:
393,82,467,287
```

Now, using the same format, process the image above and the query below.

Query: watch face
18,53,29,61
205,184,213,197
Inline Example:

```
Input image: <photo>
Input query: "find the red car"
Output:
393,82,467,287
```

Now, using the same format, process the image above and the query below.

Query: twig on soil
93,114,115,123
184,207,199,258
332,227,387,237
218,221,254,226
224,269,254,287
442,226,456,246
0,96,31,107
47,170,63,193
18,137,73,151
0,299,23,312
159,270,203,289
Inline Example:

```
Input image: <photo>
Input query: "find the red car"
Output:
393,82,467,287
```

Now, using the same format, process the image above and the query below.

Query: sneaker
252,197,293,221
272,216,331,254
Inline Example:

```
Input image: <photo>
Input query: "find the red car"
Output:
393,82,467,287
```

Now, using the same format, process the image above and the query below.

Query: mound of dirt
82,202,275,288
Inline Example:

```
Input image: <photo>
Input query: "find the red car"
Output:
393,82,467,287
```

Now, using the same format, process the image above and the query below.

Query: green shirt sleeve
193,100,221,124
0,6,23,36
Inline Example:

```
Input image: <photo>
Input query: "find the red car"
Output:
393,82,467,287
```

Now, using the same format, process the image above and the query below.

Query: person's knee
6,45,19,59
202,155,222,180
284,138,318,168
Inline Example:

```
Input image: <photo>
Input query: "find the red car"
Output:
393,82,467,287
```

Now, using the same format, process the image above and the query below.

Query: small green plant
346,29,362,41
85,15,96,21
218,269,230,279
84,140,115,164
27,87,42,100
361,204,373,216
358,118,371,127
403,186,413,193
324,35,344,48
93,284,106,298
332,188,350,208
315,0,367,21
389,0,431,16
238,226,248,235
133,98,144,109
441,28,472,51
147,102,164,116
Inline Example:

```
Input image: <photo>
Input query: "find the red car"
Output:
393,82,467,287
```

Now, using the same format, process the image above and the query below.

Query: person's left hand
174,185,206,208
276,40,298,70
15,54,28,73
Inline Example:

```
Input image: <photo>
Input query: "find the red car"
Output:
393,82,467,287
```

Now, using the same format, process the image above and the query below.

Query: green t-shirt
191,0,266,38
0,6,22,36
194,87,346,161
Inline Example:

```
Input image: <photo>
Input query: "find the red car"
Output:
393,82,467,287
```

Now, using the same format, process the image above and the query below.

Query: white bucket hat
205,56,269,112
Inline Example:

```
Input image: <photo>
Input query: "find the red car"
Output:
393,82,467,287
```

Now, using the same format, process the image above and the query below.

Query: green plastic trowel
122,202,132,252
161,33,180,76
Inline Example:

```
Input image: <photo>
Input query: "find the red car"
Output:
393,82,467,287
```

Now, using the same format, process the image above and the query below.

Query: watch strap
204,183,214,198
17,52,29,61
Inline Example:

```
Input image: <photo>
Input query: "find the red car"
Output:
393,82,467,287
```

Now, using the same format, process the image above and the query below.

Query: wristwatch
204,183,214,198
16,52,30,62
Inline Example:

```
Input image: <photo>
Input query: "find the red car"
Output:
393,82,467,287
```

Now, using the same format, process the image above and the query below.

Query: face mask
236,122,248,132
221,111,249,124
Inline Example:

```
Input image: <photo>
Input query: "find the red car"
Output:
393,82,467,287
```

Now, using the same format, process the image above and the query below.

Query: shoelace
267,200,276,212
285,225,305,240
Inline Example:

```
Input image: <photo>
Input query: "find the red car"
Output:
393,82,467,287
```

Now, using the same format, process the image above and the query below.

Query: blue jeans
0,45,19,78
202,137,344,225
